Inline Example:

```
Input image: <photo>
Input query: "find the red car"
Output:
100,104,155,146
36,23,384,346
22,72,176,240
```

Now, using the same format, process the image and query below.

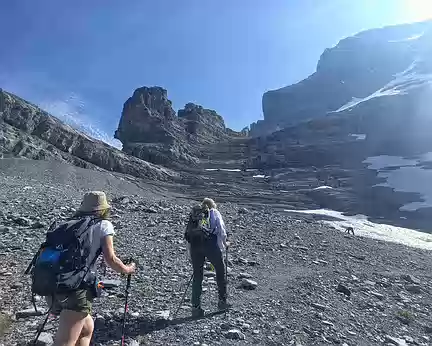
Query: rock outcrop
252,20,432,136
244,20,432,169
115,86,245,167
0,89,176,180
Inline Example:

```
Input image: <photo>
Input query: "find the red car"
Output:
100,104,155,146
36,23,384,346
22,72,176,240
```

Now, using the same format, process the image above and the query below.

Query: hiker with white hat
184,198,231,317
32,191,136,346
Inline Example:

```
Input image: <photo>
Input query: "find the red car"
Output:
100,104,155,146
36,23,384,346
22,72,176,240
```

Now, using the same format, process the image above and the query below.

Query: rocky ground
1,159,432,346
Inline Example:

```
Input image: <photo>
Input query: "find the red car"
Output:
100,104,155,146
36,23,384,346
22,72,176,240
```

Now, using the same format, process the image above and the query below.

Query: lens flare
403,0,432,22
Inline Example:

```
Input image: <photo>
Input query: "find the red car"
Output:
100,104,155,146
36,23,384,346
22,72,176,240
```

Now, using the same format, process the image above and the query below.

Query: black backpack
184,205,214,246
26,216,102,297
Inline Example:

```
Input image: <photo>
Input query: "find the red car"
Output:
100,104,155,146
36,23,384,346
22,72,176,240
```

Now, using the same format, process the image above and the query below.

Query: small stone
155,310,170,320
238,272,253,279
406,285,421,294
322,320,334,327
385,335,408,346
127,340,140,346
35,332,54,345
100,279,121,289
423,324,432,334
238,208,249,214
253,329,260,335
32,221,47,229
0,226,11,233
225,329,246,340
401,274,420,285
240,279,257,290
220,322,231,330
14,217,32,227
16,308,43,319
370,291,385,300
11,282,24,289
311,303,328,311
143,207,158,213
403,336,414,343
336,283,351,297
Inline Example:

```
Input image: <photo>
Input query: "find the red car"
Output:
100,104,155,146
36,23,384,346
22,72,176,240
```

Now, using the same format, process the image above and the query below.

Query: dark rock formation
0,89,176,181
115,87,245,167
253,20,432,136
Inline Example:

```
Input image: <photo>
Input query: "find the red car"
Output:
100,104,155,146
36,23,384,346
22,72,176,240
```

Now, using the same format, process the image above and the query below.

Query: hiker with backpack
185,198,231,317
27,191,136,346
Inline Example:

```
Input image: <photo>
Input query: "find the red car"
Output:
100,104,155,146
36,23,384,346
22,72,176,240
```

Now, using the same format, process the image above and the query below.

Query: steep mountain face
252,20,432,136
0,89,176,181
248,21,432,168
115,86,245,167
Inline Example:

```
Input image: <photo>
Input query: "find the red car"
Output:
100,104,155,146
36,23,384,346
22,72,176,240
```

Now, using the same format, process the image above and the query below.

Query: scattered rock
385,335,408,346
311,302,328,311
406,285,421,294
401,274,420,285
16,308,43,319
14,217,31,227
225,329,246,340
336,283,351,297
240,279,258,290
238,272,253,279
370,291,385,300
238,208,249,214
155,310,170,320
35,332,54,346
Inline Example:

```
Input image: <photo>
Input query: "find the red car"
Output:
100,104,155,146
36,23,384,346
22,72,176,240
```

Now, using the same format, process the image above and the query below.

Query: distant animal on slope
344,226,355,235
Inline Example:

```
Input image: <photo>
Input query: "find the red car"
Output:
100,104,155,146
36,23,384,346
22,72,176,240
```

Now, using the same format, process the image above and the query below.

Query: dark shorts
46,289,93,315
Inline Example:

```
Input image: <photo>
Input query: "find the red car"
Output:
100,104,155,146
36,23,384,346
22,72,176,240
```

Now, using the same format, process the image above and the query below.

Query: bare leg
76,314,94,346
54,310,87,346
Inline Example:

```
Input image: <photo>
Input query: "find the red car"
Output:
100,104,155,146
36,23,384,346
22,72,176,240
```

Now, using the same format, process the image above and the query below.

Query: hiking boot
218,300,232,311
191,306,205,318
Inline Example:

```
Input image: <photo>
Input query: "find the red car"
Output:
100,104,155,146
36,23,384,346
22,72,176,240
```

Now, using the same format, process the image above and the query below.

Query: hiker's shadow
93,310,226,342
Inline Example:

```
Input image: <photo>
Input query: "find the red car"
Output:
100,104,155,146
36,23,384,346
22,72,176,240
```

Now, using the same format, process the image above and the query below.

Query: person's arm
101,235,135,274
214,210,229,248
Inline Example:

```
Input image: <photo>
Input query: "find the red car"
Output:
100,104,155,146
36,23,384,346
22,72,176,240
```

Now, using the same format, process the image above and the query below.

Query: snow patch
388,32,424,43
253,175,270,178
364,153,432,211
284,209,432,250
330,60,432,113
349,134,366,140
313,186,333,190
204,168,241,172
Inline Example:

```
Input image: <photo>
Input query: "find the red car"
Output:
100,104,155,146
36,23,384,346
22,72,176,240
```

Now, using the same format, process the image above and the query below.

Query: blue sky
0,0,430,146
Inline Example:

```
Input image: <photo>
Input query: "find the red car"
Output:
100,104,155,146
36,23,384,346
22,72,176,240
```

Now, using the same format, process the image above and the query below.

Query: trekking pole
225,245,228,284
172,273,193,320
225,245,229,316
121,258,133,346
32,299,54,345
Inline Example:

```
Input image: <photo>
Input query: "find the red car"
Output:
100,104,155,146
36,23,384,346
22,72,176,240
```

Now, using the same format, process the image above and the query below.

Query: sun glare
403,0,432,22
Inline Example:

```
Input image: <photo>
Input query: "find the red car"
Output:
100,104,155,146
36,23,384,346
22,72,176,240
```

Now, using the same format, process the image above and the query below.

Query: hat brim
78,203,111,213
